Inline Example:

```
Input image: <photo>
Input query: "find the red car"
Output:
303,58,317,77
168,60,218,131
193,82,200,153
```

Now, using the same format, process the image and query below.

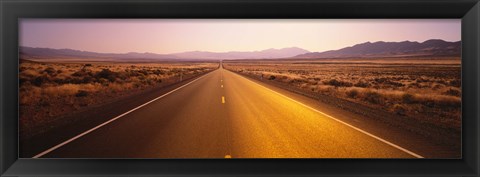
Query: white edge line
33,73,211,158
234,71,424,158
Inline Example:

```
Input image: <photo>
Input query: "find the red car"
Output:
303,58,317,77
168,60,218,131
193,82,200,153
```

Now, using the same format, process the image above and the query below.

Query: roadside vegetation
223,57,461,131
19,59,218,131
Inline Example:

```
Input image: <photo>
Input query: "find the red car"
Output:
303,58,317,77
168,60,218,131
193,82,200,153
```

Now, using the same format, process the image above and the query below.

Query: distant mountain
295,39,461,58
173,47,309,59
20,46,309,61
21,39,459,61
19,47,178,60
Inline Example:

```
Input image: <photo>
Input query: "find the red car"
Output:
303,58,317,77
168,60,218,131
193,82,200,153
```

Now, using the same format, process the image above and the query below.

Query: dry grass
224,57,461,130
19,60,218,130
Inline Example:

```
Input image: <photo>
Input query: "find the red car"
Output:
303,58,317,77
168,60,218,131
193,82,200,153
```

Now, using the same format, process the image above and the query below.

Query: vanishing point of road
34,64,422,158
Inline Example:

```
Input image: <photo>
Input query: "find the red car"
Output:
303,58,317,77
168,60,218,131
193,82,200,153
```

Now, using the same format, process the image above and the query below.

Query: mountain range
174,47,309,59
295,39,460,58
20,39,460,61
20,47,309,61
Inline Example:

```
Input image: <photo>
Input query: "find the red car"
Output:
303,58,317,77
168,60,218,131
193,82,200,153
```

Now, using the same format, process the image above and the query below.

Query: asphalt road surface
36,65,421,158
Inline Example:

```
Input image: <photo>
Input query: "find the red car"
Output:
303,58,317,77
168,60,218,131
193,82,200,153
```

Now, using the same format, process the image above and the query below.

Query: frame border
1,0,479,176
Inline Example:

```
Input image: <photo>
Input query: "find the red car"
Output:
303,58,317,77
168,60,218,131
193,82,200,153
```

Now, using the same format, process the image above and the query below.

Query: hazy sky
20,19,461,54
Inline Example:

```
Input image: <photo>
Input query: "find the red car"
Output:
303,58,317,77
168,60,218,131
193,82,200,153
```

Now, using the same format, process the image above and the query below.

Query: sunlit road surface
38,65,419,158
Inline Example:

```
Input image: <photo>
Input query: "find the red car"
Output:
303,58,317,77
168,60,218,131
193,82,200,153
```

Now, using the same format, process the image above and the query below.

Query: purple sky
19,19,461,54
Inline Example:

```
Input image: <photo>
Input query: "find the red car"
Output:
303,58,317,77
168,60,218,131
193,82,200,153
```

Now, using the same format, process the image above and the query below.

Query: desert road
34,65,422,158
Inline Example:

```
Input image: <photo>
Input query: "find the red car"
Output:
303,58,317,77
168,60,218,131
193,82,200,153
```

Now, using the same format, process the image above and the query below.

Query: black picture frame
1,0,479,176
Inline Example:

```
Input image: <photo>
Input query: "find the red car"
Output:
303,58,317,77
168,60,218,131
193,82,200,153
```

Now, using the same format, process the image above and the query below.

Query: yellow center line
224,155,232,158
222,96,225,103
221,84,223,88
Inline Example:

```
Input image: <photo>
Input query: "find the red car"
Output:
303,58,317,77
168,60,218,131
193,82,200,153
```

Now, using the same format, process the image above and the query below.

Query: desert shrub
126,70,138,77
138,69,149,75
363,90,383,104
402,93,415,104
147,78,157,85
384,80,404,87
52,78,66,84
374,77,387,83
62,77,73,83
97,78,110,86
436,80,448,85
116,72,129,80
448,80,461,87
133,83,141,88
72,70,90,77
82,76,95,83
153,69,165,75
21,69,39,77
42,84,82,96
32,75,50,86
171,68,182,73
416,95,461,108
408,82,427,88
416,77,430,83
43,67,56,75
432,84,443,90
346,89,359,98
443,88,461,96
290,79,303,83
268,75,276,80
392,104,407,116
95,69,117,82
315,85,333,93
138,75,146,81
354,81,369,88
324,79,352,87
70,77,86,84
307,79,317,85
75,90,89,97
